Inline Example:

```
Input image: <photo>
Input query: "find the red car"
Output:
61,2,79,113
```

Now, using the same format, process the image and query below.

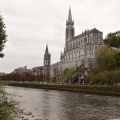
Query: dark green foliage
0,83,18,120
0,13,7,57
86,69,120,85
104,32,120,48
113,70,120,83
114,51,120,66
95,45,120,70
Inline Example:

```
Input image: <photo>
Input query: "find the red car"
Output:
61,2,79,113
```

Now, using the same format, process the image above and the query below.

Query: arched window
90,36,91,43
79,41,80,45
76,41,78,47
70,29,73,37
73,42,75,48
85,38,87,42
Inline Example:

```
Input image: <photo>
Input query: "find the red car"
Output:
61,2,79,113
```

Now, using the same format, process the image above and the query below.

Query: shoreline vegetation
8,82,120,96
0,82,19,120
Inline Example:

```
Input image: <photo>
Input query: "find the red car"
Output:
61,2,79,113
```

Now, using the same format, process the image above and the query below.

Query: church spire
68,7,72,23
45,44,48,55
66,7,74,26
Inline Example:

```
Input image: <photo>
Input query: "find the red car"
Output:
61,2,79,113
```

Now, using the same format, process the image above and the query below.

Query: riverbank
8,82,120,96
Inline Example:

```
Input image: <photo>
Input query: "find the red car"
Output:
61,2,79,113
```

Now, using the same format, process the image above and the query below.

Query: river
6,86,120,120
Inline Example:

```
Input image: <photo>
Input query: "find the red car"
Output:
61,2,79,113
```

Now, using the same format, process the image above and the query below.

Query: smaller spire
45,44,48,55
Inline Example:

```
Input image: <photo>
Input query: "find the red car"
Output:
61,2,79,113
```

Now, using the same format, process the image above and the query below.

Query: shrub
94,69,101,75
0,82,18,120
113,70,120,83
86,71,110,85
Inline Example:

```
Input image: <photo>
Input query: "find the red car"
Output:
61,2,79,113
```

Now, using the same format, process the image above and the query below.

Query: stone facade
32,66,44,76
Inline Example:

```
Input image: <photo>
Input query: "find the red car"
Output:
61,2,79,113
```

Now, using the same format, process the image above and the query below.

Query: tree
113,70,120,83
95,45,117,70
114,50,120,66
104,32,120,48
0,12,7,58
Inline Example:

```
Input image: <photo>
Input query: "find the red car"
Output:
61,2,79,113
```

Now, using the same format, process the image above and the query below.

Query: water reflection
6,86,120,120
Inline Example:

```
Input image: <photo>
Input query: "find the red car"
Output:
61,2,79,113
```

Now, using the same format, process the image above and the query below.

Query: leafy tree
86,73,94,84
104,32,120,48
95,45,117,70
114,50,120,66
113,70,120,83
0,13,7,57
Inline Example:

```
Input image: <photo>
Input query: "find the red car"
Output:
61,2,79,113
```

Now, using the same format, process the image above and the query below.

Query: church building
32,8,104,80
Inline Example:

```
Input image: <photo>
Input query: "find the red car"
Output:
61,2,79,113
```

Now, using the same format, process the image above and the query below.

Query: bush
86,71,110,85
86,73,94,84
0,82,18,120
113,70,120,83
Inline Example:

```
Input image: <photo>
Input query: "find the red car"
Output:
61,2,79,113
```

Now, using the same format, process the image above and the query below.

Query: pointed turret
45,44,48,55
68,7,72,23
66,7,74,25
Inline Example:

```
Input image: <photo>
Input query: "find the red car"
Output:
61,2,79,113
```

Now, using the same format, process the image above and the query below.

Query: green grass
58,68,76,82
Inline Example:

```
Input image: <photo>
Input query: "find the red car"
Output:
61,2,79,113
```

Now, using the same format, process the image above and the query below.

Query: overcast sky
0,0,120,73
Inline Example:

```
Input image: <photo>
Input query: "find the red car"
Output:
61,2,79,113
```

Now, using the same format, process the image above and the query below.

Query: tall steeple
44,44,51,78
68,7,72,23
65,7,75,51
45,44,48,55
66,7,74,25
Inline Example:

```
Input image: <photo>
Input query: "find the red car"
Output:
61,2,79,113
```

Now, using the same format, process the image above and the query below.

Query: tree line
0,73,49,81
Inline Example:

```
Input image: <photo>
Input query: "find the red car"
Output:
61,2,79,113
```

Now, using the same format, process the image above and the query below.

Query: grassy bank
8,82,120,96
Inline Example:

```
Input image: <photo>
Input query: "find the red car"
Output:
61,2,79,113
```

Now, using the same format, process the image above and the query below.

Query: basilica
32,8,104,79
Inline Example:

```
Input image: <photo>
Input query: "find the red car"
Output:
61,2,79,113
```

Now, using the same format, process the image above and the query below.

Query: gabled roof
89,28,102,33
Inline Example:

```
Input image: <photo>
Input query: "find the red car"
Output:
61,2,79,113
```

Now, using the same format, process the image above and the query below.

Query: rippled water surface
6,86,120,120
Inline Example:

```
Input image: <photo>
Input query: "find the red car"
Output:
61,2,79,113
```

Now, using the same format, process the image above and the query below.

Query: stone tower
44,44,51,77
65,7,75,51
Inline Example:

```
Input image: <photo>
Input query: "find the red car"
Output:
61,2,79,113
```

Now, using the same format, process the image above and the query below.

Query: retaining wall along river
8,82,120,96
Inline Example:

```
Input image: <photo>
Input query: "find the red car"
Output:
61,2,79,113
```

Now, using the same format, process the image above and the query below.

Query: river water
6,86,120,120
